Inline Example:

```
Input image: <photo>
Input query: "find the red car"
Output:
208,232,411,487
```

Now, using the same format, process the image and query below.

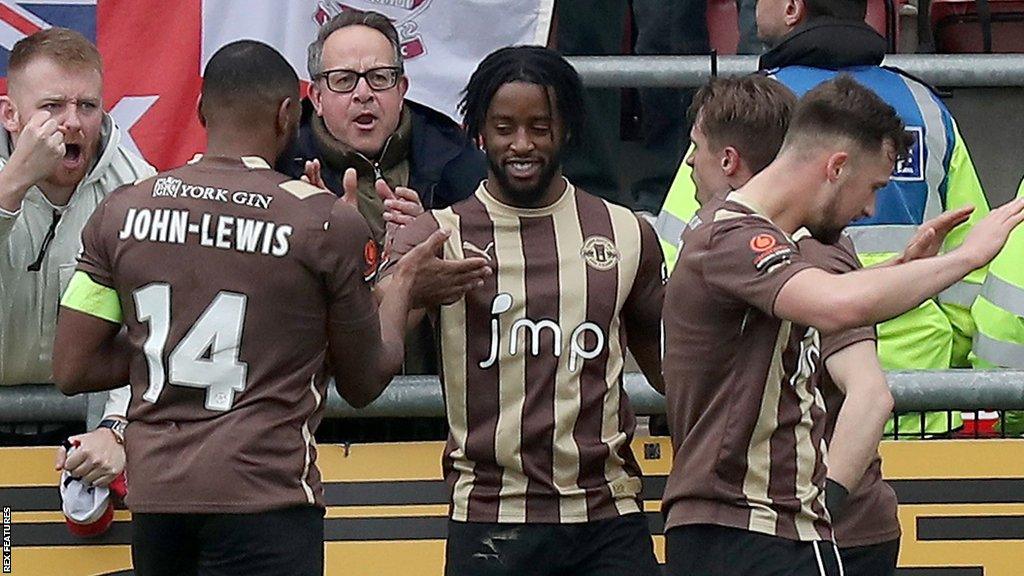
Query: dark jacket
759,17,887,71
278,98,485,211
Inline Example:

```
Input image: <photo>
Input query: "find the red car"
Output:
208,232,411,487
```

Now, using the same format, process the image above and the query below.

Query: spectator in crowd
282,9,486,376
738,0,767,54
279,9,485,245
555,0,707,214
0,28,154,484
971,176,1024,435
656,0,990,438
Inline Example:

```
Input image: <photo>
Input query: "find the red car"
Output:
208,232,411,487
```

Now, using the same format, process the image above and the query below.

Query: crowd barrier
2,371,1023,429
566,54,1024,88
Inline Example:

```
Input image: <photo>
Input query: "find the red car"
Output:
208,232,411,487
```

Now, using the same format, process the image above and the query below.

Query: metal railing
566,54,1024,88
2,371,1023,426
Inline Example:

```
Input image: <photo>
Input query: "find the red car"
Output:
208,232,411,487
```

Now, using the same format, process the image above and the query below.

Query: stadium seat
866,0,903,49
707,0,740,55
706,0,902,55
931,0,1024,53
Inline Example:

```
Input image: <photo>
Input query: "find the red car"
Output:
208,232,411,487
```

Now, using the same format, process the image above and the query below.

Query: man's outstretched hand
896,205,974,264
957,197,1024,269
395,228,491,308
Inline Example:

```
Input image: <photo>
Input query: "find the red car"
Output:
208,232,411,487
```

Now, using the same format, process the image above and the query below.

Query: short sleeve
378,211,442,281
798,234,877,358
76,196,115,287
701,216,815,316
323,200,380,333
623,217,666,330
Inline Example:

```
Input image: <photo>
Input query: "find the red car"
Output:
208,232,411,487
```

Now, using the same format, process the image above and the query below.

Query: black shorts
839,539,899,576
665,524,845,576
445,513,660,576
131,505,324,576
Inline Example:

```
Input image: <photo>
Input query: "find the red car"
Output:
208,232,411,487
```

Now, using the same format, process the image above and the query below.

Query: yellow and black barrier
1,438,1022,575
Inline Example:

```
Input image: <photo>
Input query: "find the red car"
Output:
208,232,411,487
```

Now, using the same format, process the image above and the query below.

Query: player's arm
374,288,426,335
327,285,404,409
623,218,665,394
53,272,130,394
322,201,402,408
375,211,491,331
823,339,893,514
774,197,1024,333
325,206,488,407
797,237,890,514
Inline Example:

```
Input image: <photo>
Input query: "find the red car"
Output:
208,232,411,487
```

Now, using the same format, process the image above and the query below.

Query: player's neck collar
477,177,574,217
725,191,767,216
187,154,271,170
725,191,795,239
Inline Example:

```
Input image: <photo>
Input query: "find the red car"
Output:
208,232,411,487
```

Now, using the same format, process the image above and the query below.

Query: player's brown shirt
75,156,377,514
662,192,832,542
798,232,902,548
388,180,664,523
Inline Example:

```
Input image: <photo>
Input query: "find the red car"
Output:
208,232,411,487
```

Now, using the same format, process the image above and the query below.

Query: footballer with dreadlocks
379,45,666,576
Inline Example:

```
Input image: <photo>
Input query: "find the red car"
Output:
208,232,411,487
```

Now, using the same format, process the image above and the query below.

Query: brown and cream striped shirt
662,193,833,542
798,233,901,548
389,179,664,524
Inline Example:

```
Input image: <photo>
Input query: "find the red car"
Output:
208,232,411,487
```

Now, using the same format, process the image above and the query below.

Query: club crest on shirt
581,236,619,271
364,239,381,283
750,233,793,273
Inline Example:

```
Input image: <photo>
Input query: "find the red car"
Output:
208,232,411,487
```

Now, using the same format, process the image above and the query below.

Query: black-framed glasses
317,67,401,94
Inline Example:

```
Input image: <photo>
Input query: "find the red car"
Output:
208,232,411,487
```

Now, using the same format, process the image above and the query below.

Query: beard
806,192,846,245
42,165,89,191
806,223,844,245
486,149,562,208
41,144,94,192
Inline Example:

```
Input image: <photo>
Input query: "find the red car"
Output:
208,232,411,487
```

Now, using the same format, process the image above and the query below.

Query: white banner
201,0,554,122
201,0,320,81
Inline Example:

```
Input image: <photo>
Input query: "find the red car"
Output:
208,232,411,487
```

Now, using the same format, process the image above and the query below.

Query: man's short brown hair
688,75,798,174
307,9,402,78
7,27,102,79
785,74,913,159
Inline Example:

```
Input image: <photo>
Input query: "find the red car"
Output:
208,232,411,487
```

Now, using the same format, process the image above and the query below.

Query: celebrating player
681,74,972,575
382,46,665,576
661,75,1024,576
52,40,488,576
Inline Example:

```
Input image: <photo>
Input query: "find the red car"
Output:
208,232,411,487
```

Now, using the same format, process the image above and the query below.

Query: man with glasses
281,9,486,245
283,9,486,377
0,29,153,480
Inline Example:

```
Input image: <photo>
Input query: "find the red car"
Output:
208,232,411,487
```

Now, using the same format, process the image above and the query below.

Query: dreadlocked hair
459,45,585,147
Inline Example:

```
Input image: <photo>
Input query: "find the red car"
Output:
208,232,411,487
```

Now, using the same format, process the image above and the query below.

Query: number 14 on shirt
133,283,249,412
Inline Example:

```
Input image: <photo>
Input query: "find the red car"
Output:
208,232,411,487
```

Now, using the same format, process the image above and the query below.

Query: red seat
931,0,1024,53
866,0,898,42
706,0,902,55
707,0,740,55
